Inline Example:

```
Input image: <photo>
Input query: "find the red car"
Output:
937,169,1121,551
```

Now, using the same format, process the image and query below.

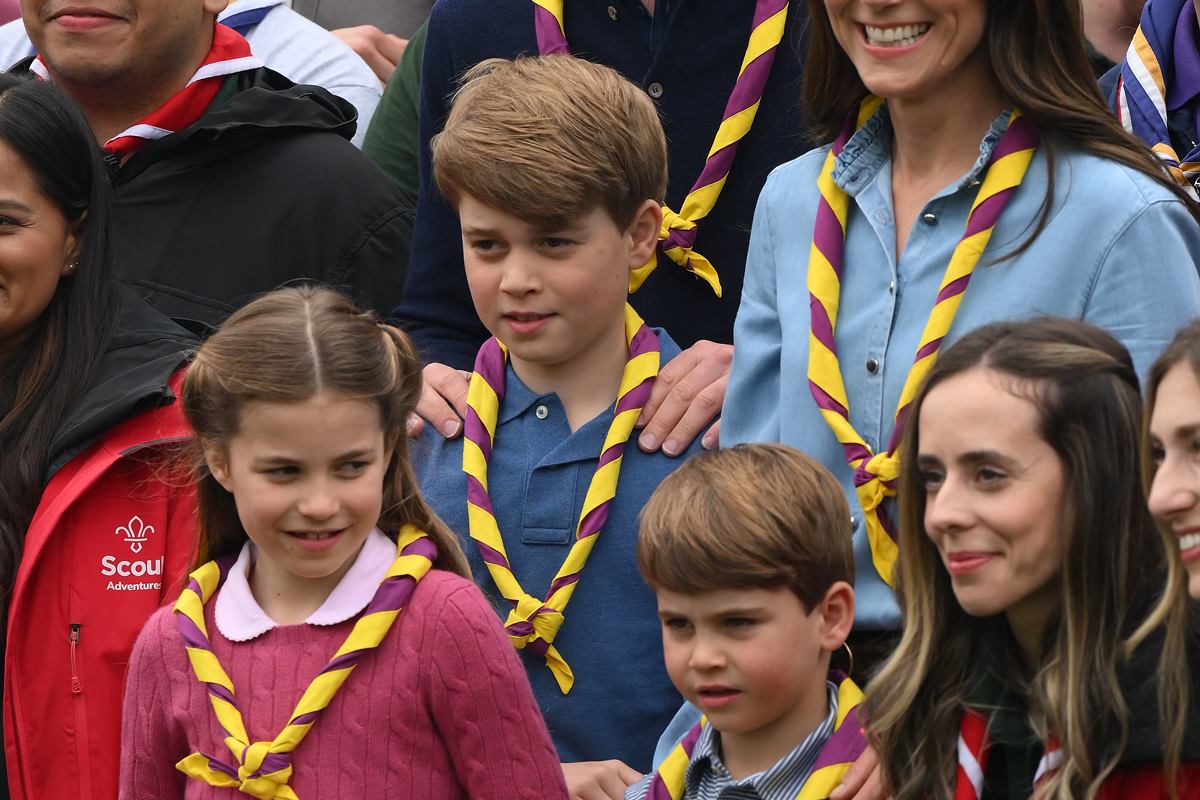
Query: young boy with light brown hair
627,444,867,799
414,55,708,798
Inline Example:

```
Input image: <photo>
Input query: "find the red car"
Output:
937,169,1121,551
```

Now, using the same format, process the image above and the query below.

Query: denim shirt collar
831,103,1015,198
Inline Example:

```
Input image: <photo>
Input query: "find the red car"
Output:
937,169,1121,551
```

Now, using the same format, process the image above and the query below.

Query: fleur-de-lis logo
116,515,154,554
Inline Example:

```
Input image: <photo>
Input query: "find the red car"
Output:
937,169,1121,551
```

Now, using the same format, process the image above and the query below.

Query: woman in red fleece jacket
0,74,196,800
118,287,567,800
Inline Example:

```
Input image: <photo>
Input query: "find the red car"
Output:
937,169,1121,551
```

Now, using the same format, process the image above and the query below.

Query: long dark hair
0,75,116,610
866,318,1192,799
181,286,471,578
802,0,1200,220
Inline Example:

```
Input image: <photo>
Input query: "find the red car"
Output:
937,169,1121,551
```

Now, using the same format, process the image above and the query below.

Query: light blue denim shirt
723,107,1200,630
413,328,700,772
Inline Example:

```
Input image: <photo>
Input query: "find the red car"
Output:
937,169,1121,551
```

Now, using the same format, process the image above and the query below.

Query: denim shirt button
888,280,896,295
873,208,891,225
921,211,938,225
866,357,879,374
535,404,549,420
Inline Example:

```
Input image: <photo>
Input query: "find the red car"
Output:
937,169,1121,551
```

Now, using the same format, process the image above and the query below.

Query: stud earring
65,262,78,274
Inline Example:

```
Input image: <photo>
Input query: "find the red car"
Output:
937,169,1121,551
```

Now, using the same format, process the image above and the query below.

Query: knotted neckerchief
174,525,437,799
531,0,790,296
806,96,1039,586
462,303,659,694
31,22,262,158
647,674,867,800
1116,0,1200,193
955,708,1062,799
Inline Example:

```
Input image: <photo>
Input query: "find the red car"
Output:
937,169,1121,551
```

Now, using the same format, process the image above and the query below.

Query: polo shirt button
608,4,619,20
535,404,549,420
648,82,664,99
921,211,938,225
866,357,879,374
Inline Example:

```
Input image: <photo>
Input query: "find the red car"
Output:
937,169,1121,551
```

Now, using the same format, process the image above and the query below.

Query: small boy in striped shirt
627,444,867,800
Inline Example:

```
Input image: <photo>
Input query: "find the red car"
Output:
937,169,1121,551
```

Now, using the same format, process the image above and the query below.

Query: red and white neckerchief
954,708,1063,799
30,22,263,158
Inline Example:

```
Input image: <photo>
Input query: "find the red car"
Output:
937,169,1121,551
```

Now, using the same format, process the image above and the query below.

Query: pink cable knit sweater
119,570,568,799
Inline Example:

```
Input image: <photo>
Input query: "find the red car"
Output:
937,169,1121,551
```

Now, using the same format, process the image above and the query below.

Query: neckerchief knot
463,304,660,695
173,526,437,799
532,0,789,299
853,452,900,513
806,97,1039,587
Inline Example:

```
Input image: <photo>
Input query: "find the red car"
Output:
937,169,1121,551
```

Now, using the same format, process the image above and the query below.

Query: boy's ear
815,581,855,653
203,442,234,491
626,199,664,269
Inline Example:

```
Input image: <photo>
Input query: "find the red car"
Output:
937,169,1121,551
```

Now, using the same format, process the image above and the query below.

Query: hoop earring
842,641,855,678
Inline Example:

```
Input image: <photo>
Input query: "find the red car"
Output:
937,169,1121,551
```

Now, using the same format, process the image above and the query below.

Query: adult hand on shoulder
407,363,469,439
562,760,642,800
829,746,888,800
636,340,731,456
332,24,408,83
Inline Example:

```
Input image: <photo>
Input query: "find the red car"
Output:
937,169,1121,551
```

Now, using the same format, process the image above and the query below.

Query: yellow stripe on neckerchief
645,675,867,799
462,304,660,693
806,97,1038,586
173,526,437,799
531,0,789,296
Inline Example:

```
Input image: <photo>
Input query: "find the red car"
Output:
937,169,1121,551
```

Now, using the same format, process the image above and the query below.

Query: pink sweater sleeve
118,607,190,800
423,578,568,799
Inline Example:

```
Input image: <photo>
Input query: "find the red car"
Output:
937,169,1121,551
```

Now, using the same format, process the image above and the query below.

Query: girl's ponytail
377,324,471,578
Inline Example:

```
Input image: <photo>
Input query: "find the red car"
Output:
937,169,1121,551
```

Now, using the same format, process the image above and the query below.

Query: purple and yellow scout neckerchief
173,525,437,800
647,674,867,800
1116,0,1200,193
531,0,789,297
462,304,660,694
806,97,1038,586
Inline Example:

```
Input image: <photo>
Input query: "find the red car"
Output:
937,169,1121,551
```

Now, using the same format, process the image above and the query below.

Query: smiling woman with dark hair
0,73,195,800
868,318,1200,799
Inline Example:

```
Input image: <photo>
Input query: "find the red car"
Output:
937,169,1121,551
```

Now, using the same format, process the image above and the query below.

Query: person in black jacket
12,0,411,334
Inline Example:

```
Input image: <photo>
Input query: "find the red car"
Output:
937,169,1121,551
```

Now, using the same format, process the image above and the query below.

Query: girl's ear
815,581,856,653
626,199,664,269
203,442,234,492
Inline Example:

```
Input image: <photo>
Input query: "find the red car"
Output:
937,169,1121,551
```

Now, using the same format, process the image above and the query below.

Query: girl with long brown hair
118,286,567,800
867,318,1199,798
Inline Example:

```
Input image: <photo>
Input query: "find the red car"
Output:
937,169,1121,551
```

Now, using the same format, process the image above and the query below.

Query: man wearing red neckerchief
10,0,412,333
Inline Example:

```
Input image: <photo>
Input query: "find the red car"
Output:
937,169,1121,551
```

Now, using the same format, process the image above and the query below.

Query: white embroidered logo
116,515,154,554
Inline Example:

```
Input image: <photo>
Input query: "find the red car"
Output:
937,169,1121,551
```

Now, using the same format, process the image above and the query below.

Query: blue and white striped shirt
625,682,838,800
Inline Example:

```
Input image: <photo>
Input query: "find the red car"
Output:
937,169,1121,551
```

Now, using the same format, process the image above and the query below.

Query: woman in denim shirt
721,0,1200,651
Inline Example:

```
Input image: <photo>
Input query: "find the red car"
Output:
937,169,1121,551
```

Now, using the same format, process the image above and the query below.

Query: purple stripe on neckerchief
810,705,867,771
533,5,568,54
808,376,849,417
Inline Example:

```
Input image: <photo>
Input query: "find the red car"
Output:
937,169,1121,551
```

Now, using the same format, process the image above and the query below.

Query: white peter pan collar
215,528,396,642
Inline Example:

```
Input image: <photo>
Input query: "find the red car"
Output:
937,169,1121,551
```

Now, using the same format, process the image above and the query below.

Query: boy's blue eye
542,237,574,249
662,618,692,631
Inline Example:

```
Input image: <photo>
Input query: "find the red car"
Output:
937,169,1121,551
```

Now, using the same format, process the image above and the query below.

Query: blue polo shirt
414,328,700,771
